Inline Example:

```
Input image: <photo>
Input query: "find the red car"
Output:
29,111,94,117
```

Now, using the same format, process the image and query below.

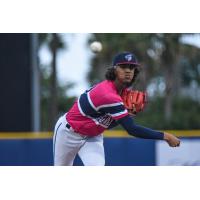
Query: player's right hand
164,132,180,147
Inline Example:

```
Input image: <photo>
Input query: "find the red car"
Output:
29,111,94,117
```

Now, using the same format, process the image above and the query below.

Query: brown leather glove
121,89,147,115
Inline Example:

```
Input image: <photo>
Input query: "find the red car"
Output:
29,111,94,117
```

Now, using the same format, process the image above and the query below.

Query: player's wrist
163,132,170,141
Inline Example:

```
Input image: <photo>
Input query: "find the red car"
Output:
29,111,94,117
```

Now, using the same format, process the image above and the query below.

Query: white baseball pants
53,115,105,166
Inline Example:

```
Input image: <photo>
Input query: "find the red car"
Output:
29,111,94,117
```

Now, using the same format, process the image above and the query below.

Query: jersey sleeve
97,94,129,120
118,115,164,140
107,120,119,129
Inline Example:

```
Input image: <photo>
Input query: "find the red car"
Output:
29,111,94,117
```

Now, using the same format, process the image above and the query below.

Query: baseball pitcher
53,52,180,166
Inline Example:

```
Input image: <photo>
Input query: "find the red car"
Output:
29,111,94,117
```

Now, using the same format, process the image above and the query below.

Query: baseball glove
121,89,147,115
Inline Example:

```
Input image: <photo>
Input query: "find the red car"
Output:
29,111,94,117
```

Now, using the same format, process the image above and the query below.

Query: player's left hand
121,89,147,116
164,132,181,147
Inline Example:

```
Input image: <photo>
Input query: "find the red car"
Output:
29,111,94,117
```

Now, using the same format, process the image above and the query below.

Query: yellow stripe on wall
0,130,200,139
0,132,52,139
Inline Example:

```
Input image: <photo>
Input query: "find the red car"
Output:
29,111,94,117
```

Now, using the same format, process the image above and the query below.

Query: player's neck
114,80,126,95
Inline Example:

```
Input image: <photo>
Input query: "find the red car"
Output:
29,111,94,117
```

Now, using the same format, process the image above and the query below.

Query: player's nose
124,68,131,72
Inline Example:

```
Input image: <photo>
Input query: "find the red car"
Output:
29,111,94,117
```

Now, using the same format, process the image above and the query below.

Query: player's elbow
127,130,142,138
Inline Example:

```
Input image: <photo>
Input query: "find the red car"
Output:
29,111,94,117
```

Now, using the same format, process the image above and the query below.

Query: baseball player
53,52,180,166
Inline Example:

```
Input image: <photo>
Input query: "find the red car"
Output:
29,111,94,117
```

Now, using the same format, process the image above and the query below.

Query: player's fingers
132,104,136,112
176,140,181,147
170,141,180,147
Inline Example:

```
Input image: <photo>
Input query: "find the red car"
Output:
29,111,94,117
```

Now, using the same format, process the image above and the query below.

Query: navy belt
65,122,87,138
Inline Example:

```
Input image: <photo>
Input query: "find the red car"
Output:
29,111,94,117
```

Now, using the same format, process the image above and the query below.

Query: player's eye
118,64,135,70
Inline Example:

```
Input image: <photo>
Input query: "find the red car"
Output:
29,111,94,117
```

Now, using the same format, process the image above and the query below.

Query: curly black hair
105,66,140,86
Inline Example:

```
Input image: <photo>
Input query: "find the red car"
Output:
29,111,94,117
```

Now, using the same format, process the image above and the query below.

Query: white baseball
90,41,102,53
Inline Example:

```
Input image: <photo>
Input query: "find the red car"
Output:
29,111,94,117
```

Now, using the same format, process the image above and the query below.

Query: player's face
115,64,136,86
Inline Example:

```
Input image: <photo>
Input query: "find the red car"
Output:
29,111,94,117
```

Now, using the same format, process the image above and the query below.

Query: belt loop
66,123,71,129
66,122,75,132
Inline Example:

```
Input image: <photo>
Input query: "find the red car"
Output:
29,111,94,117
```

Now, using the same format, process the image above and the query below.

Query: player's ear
114,68,117,75
105,66,116,81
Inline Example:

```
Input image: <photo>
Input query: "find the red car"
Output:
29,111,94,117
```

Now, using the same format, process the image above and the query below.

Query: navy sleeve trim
117,115,164,140
79,93,101,118
107,120,119,129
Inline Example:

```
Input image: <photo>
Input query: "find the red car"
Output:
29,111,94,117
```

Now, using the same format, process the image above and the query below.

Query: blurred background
0,33,200,166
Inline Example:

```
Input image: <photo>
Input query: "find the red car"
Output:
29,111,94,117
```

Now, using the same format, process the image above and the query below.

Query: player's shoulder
90,80,114,94
89,80,123,106
101,80,122,101
103,93,122,104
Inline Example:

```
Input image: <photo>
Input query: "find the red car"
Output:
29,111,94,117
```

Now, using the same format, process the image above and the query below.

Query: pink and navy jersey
66,80,129,136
